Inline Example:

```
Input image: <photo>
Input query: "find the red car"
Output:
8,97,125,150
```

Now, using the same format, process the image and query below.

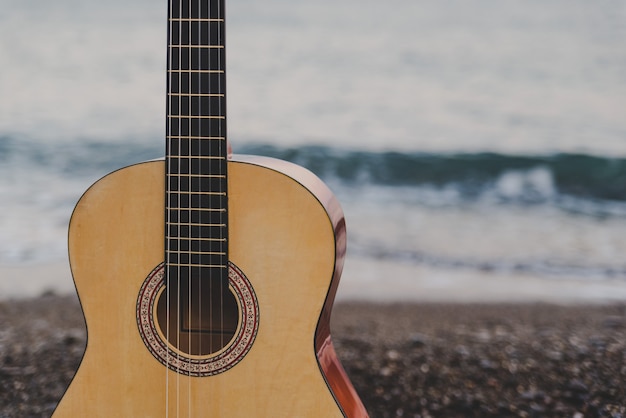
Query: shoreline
339,258,626,304
0,262,74,300
3,260,626,304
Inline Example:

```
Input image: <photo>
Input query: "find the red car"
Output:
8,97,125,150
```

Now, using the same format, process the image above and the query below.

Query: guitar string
177,0,183,413
210,0,217,367
208,0,214,365
192,1,198,416
186,1,194,416
186,0,192,413
218,0,225,355
166,0,173,415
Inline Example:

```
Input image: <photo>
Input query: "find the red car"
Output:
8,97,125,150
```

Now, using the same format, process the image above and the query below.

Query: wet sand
1,294,625,417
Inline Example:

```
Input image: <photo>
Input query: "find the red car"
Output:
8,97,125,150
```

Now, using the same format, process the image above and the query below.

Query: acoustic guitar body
54,157,366,417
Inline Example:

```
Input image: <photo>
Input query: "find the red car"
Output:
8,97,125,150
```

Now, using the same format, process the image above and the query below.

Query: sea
2,0,626,301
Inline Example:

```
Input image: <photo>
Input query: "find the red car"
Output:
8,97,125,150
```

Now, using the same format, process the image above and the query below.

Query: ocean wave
3,137,626,213
240,144,626,200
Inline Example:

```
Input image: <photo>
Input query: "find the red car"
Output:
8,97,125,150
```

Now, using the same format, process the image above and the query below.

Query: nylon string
218,0,225,356
192,1,198,416
187,0,195,412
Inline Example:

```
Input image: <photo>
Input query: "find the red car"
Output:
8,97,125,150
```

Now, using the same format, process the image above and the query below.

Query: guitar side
54,157,367,417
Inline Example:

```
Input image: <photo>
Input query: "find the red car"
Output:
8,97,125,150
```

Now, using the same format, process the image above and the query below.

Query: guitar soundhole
137,262,259,377
155,281,239,356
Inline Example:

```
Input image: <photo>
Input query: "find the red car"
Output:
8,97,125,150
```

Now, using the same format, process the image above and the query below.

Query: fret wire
167,208,226,213
166,237,227,242
168,93,224,97
168,264,228,268
167,115,225,119
167,70,224,74
166,135,225,140
166,174,226,179
167,191,226,196
167,222,226,227
167,250,227,255
167,155,226,160
168,45,224,49
169,18,224,22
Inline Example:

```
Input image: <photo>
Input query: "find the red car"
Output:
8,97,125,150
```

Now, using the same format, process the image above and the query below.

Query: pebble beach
1,294,625,417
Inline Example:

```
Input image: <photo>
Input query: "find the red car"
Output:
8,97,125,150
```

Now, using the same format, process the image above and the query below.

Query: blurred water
1,0,626,297
1,0,625,153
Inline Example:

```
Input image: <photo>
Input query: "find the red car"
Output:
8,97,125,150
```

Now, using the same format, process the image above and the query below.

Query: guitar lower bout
136,261,259,377
54,157,368,417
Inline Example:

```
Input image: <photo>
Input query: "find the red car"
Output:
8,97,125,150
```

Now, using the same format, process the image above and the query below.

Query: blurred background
1,0,626,301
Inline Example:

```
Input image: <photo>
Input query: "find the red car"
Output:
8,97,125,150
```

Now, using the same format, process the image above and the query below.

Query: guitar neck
165,0,229,287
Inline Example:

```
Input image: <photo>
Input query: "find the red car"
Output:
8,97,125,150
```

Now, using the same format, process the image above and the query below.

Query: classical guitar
53,0,367,416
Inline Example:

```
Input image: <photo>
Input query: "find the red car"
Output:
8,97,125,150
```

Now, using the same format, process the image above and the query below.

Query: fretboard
166,0,228,289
